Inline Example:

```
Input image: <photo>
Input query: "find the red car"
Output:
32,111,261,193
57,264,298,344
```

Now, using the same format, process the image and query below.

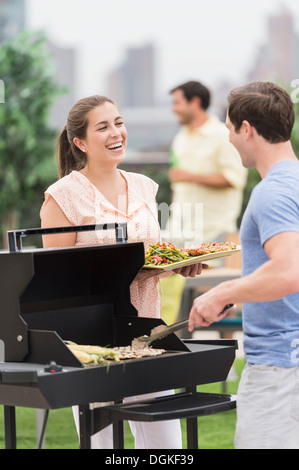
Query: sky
25,0,299,102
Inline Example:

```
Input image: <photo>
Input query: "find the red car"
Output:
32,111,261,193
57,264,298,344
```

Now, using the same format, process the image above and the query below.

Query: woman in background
40,95,203,449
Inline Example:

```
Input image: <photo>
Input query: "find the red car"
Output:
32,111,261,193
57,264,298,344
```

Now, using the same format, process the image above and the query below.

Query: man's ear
241,120,254,139
191,95,202,110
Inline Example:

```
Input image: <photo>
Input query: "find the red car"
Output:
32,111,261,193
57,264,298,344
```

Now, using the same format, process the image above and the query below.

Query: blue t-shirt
240,160,299,367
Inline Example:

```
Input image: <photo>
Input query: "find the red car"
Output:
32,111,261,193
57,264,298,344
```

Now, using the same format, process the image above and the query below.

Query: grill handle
7,223,128,253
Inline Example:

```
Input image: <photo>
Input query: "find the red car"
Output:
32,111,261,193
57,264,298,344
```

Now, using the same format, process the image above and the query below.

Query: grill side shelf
183,339,238,350
0,369,38,384
92,391,237,431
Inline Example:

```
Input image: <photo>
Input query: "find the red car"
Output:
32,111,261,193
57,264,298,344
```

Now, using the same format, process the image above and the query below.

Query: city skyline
3,0,299,152
25,0,299,102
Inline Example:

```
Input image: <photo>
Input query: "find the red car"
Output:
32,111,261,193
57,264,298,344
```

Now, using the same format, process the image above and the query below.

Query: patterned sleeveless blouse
40,170,161,318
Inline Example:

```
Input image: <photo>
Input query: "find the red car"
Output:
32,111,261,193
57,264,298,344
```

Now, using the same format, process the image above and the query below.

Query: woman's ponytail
56,126,86,178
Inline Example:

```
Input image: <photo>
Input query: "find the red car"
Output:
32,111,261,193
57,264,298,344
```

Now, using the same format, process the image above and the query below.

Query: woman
40,95,203,449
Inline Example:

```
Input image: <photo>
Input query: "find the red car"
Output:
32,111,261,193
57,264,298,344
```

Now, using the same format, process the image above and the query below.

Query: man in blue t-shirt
188,81,299,449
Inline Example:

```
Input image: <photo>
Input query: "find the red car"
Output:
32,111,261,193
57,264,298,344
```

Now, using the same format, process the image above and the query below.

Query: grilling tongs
132,304,235,349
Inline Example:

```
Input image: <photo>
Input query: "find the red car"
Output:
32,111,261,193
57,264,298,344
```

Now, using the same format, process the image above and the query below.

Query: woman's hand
134,263,209,282
172,263,209,278
135,269,161,282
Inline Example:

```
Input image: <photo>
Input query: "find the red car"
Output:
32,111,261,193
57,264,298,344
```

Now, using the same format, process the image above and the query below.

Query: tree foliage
0,31,64,246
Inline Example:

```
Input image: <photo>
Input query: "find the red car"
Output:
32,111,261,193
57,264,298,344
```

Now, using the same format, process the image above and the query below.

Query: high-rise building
0,0,25,43
247,8,299,84
107,43,156,107
0,0,77,130
47,42,77,130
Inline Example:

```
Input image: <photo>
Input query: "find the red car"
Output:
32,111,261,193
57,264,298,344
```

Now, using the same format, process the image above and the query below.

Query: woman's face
80,101,127,167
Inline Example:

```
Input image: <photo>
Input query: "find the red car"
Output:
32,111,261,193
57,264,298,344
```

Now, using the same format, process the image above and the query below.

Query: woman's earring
82,148,86,153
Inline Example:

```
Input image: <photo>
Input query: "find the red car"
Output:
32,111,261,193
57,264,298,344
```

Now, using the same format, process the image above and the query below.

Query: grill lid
1,224,155,364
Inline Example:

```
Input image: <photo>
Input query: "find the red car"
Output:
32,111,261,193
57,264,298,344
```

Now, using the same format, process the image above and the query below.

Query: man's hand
188,231,299,332
169,167,232,187
188,290,231,331
169,167,194,183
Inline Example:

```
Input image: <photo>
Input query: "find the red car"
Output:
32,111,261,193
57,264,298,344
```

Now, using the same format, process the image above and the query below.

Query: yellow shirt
170,115,247,243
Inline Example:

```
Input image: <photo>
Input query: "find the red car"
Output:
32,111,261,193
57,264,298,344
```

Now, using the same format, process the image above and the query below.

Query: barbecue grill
0,225,237,449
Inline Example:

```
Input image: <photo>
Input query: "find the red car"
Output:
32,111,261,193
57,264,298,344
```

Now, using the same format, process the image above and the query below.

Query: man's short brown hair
170,80,211,110
227,81,295,143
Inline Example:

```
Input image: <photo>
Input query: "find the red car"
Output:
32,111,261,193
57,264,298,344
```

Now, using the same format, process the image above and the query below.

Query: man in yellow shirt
168,80,247,244
161,81,247,326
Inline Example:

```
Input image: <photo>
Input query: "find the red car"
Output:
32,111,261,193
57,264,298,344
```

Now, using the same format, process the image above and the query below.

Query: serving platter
143,246,241,271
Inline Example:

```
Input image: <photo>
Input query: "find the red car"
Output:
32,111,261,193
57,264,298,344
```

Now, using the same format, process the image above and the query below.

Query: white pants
73,389,182,449
235,363,299,449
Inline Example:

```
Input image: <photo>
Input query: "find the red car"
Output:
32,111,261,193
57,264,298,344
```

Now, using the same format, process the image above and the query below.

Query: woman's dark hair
227,81,295,143
56,95,115,178
170,80,211,110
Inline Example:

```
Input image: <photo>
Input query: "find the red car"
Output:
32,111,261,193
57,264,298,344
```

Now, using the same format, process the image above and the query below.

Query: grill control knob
44,361,63,373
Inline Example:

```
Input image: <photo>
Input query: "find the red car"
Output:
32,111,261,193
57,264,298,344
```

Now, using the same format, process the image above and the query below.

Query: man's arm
188,231,299,330
168,167,232,188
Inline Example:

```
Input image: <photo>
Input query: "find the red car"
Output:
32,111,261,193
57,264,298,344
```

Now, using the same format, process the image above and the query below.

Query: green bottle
169,147,178,167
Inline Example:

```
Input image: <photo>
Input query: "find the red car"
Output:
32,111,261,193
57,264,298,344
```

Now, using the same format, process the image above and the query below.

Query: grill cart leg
186,417,198,449
78,403,125,449
78,404,92,449
112,399,124,449
186,387,198,449
113,420,124,449
4,406,17,449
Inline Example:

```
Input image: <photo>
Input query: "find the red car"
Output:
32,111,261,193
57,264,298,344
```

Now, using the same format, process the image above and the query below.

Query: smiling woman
55,95,118,178
74,102,127,176
39,94,204,450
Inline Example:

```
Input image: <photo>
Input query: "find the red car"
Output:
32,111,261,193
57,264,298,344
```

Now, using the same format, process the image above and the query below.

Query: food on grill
66,341,166,365
113,345,166,359
66,342,120,365
183,241,237,257
70,349,98,365
145,241,237,266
